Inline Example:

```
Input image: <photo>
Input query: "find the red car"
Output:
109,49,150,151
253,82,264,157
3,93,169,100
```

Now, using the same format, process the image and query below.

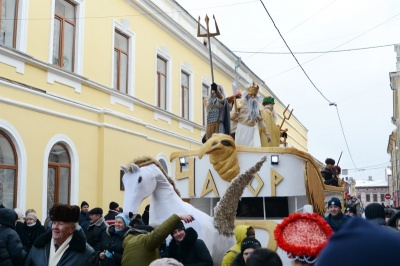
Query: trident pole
197,15,220,83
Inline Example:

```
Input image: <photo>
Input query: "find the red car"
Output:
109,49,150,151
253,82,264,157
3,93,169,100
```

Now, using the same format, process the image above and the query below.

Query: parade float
122,134,344,265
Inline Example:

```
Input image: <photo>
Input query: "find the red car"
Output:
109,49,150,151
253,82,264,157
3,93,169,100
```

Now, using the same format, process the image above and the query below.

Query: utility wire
334,105,359,172
258,0,332,104
259,0,360,174
233,43,400,55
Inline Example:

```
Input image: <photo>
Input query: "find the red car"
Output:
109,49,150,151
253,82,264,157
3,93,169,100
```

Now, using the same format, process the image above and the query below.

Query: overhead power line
232,43,400,55
258,0,360,174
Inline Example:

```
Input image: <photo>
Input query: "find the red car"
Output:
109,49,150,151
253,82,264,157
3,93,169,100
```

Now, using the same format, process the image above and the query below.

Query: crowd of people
2,197,400,265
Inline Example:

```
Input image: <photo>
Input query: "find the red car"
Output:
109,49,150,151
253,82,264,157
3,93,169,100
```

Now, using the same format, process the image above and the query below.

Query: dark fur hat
50,204,80,223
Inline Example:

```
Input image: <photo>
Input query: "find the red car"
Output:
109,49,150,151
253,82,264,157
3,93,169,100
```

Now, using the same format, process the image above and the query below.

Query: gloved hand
211,83,218,92
105,250,113,259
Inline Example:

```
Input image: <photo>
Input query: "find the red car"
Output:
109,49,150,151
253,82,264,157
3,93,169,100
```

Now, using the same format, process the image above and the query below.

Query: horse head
121,162,157,217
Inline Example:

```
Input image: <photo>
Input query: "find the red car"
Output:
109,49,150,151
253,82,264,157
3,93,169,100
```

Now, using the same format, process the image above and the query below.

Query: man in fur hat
25,203,96,265
260,96,281,147
230,83,270,147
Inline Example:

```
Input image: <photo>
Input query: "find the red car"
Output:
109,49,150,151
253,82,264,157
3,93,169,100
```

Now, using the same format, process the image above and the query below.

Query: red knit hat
274,212,333,263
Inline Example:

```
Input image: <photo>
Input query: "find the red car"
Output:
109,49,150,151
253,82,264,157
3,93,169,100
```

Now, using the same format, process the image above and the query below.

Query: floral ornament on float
274,212,333,264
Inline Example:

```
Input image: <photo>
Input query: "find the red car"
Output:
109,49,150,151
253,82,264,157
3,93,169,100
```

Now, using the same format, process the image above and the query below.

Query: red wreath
274,212,333,258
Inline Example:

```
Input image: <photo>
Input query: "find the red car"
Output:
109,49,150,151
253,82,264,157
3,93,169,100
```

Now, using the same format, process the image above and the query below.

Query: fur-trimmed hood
89,216,105,227
33,229,88,253
105,224,130,237
168,227,198,254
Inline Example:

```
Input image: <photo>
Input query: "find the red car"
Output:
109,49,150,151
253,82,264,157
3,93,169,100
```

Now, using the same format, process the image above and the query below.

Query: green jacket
122,214,181,266
221,225,252,266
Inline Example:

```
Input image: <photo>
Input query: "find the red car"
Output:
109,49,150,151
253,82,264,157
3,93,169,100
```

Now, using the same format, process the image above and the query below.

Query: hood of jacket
0,208,17,228
168,227,198,257
106,224,130,237
234,225,252,244
89,216,105,227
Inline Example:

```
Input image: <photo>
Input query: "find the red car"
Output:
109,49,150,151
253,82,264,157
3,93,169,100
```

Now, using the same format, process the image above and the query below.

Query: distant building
355,177,389,208
388,44,400,208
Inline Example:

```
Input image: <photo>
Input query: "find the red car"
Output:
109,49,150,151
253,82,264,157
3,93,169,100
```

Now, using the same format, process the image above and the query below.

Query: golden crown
246,82,259,96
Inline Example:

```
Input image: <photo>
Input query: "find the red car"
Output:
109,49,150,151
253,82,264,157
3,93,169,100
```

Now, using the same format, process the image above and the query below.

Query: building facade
355,178,390,208
388,44,400,207
0,0,308,220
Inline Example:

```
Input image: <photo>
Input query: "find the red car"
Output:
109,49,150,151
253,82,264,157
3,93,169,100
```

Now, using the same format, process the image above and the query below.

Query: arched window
47,143,71,210
0,130,18,208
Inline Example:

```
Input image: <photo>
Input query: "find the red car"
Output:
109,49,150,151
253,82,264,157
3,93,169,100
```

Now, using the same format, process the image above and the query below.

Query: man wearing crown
230,83,270,147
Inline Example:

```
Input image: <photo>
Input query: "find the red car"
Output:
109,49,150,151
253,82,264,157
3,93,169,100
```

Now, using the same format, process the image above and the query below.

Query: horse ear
130,163,140,173
121,166,129,173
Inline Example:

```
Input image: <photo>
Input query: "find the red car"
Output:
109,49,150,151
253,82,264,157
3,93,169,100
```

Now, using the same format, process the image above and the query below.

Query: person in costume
274,211,333,266
25,204,96,266
227,90,242,140
320,158,338,186
204,83,230,143
260,96,281,147
230,83,270,147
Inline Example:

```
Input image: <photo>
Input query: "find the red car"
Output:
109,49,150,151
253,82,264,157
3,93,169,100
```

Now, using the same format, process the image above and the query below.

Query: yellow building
0,0,307,220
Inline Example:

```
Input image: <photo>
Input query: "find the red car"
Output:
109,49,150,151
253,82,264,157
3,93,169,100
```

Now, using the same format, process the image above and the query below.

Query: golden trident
197,15,220,83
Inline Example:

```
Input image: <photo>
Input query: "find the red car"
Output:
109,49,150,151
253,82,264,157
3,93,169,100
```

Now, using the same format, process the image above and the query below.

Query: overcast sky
175,0,400,181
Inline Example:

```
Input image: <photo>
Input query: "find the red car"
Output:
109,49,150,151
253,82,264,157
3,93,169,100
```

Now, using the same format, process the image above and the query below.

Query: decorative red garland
274,212,333,258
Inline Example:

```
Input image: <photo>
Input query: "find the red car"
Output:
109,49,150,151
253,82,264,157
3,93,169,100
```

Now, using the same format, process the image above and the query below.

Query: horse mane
128,156,181,197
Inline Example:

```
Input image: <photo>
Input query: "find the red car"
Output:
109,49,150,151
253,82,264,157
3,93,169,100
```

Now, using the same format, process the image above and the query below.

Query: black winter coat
0,208,26,266
25,229,96,266
168,227,213,266
97,226,129,266
15,220,46,252
79,212,90,233
86,217,107,251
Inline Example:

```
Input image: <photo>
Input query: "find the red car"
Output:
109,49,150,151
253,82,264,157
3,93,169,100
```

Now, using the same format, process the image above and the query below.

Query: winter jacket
122,214,182,266
221,225,251,266
97,225,130,266
168,227,212,266
0,208,26,266
15,220,46,253
104,211,119,226
325,212,350,232
86,217,107,251
24,229,96,266
79,212,90,233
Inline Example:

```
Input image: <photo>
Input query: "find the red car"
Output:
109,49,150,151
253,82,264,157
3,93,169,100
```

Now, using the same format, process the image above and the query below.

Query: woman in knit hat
97,213,130,265
231,237,262,266
15,211,46,252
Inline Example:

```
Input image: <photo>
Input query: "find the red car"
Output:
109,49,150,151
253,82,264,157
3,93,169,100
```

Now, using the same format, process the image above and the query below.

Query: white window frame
180,64,194,121
155,48,172,112
42,134,79,221
0,119,27,211
111,19,135,96
48,0,85,74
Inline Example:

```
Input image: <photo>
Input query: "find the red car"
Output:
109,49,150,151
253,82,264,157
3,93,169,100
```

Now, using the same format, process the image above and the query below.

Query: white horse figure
121,157,235,265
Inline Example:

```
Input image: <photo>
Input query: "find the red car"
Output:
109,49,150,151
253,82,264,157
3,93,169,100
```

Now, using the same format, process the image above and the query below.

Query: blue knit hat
328,197,341,209
115,213,130,227
317,217,400,266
